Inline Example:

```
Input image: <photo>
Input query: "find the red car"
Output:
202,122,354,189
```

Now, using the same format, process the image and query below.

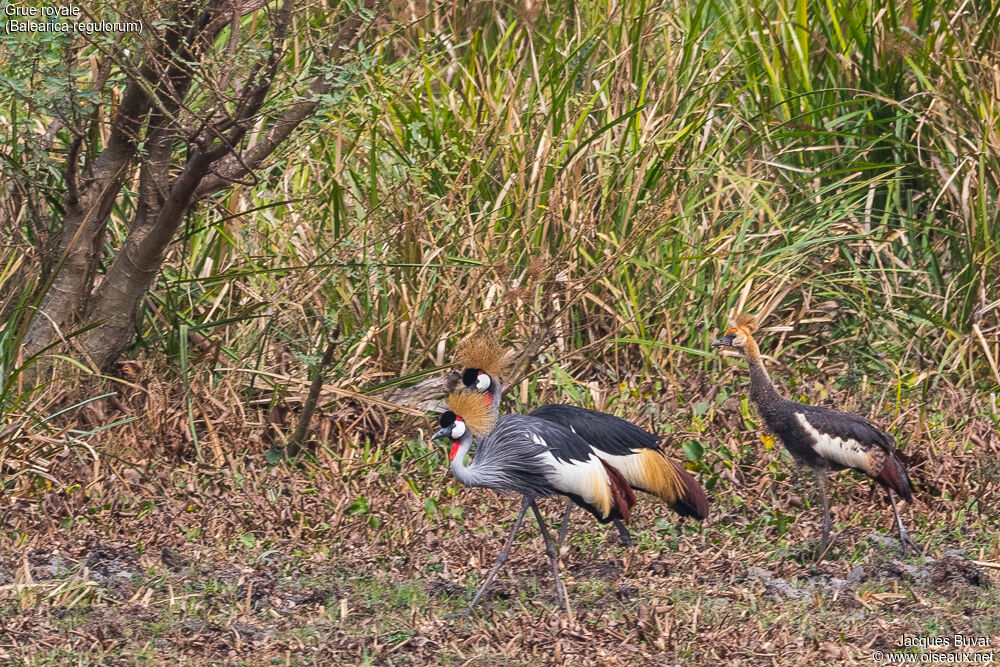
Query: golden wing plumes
454,332,513,378
447,390,498,436
734,313,759,332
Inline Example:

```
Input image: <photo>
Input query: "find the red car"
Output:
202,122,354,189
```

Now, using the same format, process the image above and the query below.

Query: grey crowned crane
431,389,635,614
711,314,916,557
455,334,709,547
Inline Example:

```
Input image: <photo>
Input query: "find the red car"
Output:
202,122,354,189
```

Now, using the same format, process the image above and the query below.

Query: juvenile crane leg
530,502,572,618
556,501,574,549
467,497,532,612
888,490,919,555
815,469,833,560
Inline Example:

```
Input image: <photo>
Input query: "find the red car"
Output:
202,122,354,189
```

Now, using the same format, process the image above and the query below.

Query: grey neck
449,432,483,488
746,352,780,408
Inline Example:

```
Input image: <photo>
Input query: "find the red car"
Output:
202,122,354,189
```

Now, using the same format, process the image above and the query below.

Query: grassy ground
1,367,997,665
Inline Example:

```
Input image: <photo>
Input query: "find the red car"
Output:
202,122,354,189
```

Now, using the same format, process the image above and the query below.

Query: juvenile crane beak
431,427,451,441
711,333,736,348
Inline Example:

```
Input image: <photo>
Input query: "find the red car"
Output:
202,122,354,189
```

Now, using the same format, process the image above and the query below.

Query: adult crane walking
431,389,635,614
455,334,708,546
711,314,916,558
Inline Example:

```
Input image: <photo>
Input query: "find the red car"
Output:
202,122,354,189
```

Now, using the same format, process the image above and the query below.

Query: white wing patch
590,450,642,488
795,413,872,472
537,450,611,518
530,432,547,448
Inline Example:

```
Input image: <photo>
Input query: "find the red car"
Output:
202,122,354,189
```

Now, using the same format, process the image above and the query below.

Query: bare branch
64,136,83,212
194,3,376,198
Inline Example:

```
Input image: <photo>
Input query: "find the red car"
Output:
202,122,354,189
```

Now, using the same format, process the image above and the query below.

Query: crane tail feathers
599,459,636,523
632,450,709,520
876,453,914,502
667,459,710,520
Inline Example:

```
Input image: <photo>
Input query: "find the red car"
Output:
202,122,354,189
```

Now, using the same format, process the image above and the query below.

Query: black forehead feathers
439,411,456,427
462,367,482,388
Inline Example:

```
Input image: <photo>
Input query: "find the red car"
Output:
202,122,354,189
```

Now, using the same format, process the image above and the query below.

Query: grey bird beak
711,333,736,348
431,427,451,441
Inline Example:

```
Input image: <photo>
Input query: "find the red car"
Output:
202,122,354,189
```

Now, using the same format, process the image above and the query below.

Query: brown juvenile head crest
455,332,512,378
733,313,759,332
446,390,497,436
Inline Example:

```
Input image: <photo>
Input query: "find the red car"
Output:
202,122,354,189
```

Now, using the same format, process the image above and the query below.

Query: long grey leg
888,490,919,555
613,519,632,547
467,496,532,612
556,500,574,549
530,502,572,618
815,469,833,560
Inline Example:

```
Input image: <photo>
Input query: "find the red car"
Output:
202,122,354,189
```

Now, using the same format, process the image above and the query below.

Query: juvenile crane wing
797,404,895,452
795,403,914,500
790,403,895,477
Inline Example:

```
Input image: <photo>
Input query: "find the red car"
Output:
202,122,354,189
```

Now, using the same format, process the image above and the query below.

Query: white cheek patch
476,373,491,391
795,413,871,471
451,420,467,438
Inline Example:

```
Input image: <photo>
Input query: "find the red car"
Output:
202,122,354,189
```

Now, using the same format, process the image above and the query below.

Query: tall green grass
4,0,999,408
261,0,997,393
0,250,121,490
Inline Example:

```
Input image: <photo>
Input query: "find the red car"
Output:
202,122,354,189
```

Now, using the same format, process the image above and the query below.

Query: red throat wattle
482,393,492,406
449,440,461,461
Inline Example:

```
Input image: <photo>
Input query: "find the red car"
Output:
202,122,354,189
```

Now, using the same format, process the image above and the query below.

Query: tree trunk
79,150,214,368
21,0,377,371
22,82,150,356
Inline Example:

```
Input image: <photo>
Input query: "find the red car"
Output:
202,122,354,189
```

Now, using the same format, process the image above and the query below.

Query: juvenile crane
456,334,709,547
431,390,636,613
711,314,916,557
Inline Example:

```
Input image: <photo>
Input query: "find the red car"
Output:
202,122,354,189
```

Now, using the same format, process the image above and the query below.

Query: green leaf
682,441,704,462
347,496,370,515
424,498,438,516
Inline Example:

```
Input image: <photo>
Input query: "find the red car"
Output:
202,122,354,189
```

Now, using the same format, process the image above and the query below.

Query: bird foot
814,538,835,564
443,608,475,620
623,549,635,575
898,532,921,557
791,538,834,564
